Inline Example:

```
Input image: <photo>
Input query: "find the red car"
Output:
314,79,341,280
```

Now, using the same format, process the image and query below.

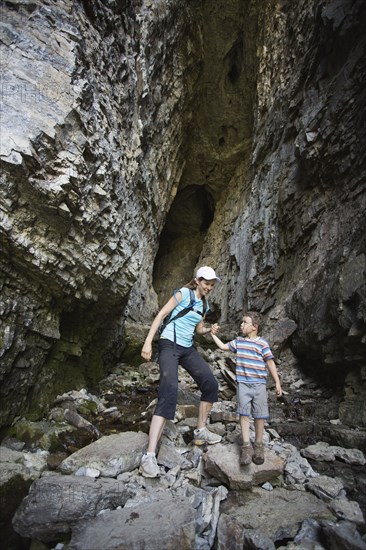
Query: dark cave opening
152,184,215,305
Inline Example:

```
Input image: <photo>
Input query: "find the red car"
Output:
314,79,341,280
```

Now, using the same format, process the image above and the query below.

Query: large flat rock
60,431,148,477
203,443,285,489
68,493,198,550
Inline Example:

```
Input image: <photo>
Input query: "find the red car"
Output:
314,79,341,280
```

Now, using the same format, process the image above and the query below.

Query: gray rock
302,442,339,462
305,475,345,501
293,518,324,547
12,475,133,542
157,437,192,470
0,446,42,534
329,499,365,526
203,443,285,490
68,494,198,550
8,418,73,451
0,446,48,484
285,453,319,485
63,409,101,438
60,431,148,477
302,442,366,466
216,487,335,547
321,519,366,550
242,529,276,549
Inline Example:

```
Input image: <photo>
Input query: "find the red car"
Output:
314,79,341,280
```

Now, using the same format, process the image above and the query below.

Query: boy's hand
275,383,282,397
211,323,220,335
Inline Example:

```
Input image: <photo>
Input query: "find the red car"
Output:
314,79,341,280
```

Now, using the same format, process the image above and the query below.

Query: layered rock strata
0,0,365,428
0,0,198,423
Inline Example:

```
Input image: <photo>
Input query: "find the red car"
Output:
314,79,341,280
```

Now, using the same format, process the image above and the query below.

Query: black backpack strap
160,288,207,339
167,288,195,325
201,296,207,317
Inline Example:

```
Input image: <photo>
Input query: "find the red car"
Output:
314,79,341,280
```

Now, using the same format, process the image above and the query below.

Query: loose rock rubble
2,347,366,549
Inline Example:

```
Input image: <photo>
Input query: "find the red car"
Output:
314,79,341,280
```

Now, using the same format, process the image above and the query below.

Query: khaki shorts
237,382,269,419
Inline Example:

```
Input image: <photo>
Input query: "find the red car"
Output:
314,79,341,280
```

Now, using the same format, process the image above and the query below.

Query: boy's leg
239,415,253,465
239,415,251,443
237,383,254,443
237,383,255,464
252,385,268,465
254,417,265,443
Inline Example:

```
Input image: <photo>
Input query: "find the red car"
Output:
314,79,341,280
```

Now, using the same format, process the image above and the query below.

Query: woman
139,266,222,478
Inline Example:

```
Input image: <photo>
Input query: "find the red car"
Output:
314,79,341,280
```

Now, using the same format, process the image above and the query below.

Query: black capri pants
154,339,218,420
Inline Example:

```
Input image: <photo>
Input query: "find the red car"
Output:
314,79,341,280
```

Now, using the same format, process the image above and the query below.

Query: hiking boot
252,442,265,465
139,453,160,478
240,443,253,465
193,427,222,445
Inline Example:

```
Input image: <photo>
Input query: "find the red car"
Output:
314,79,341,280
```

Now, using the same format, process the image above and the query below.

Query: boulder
60,431,148,477
302,442,366,465
68,493,198,550
12,475,133,542
216,487,335,547
321,520,366,550
203,443,285,490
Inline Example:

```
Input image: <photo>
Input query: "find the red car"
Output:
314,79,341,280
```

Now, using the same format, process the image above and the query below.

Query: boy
211,311,282,465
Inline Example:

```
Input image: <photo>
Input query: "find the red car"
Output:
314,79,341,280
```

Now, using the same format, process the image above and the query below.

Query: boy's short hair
244,311,263,333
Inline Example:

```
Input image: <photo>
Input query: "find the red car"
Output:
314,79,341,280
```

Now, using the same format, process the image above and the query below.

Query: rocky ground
1,343,366,550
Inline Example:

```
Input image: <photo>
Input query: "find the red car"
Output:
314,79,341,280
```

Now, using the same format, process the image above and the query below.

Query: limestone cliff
0,0,365,428
0,0,197,423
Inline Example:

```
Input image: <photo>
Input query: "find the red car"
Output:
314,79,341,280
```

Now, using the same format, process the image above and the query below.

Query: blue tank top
160,287,209,347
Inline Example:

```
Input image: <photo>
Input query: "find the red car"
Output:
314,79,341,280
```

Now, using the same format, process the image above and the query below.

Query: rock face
1,0,366,428
0,0,198,424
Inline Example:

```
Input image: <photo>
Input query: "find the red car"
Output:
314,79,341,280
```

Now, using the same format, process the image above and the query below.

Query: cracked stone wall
0,0,200,424
203,0,366,425
1,0,365,428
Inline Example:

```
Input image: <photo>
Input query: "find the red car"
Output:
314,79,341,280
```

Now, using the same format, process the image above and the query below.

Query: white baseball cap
196,266,221,282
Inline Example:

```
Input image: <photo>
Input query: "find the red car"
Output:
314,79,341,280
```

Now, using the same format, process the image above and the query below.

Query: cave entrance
152,184,215,305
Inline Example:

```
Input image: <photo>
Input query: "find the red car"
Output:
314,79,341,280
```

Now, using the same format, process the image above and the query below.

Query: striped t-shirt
227,336,274,384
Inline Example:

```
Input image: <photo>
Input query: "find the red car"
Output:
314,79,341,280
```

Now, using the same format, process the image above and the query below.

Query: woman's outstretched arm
141,292,182,361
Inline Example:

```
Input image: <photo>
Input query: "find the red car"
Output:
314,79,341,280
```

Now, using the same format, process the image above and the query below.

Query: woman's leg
197,401,213,429
180,347,221,443
180,347,218,409
147,415,166,453
150,340,180,440
140,341,180,477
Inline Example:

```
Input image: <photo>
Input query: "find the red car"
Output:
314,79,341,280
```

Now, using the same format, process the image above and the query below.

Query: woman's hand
140,292,182,361
141,342,152,361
